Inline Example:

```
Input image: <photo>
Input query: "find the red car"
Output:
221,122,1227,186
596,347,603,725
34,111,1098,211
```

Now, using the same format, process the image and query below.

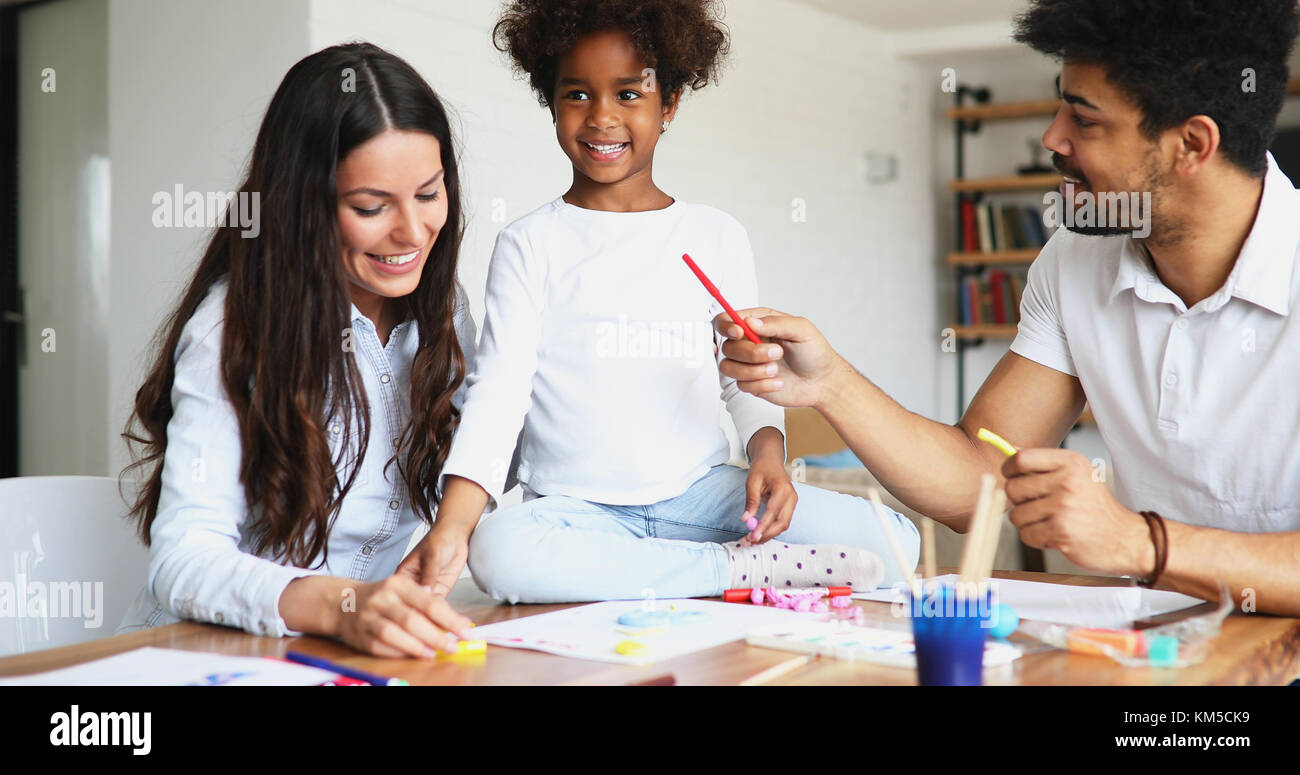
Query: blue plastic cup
908,584,990,686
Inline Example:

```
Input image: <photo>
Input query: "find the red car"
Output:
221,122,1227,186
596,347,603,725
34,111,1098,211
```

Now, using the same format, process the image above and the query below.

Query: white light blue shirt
118,279,478,637
1011,152,1300,534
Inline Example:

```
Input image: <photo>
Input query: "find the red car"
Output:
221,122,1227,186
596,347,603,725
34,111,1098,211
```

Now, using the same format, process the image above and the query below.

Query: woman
119,43,481,658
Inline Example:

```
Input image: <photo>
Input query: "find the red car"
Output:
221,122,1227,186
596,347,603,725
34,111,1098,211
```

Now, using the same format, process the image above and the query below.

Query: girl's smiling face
336,129,448,312
552,29,678,192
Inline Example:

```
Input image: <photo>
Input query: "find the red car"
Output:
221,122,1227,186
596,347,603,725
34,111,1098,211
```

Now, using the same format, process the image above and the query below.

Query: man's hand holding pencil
712,307,854,411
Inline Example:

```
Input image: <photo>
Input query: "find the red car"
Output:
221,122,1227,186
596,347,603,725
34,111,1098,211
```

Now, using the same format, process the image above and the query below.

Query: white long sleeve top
440,197,784,507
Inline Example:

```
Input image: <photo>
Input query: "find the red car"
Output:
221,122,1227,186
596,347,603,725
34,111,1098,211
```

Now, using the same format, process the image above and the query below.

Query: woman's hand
338,574,474,658
741,428,798,545
279,572,473,658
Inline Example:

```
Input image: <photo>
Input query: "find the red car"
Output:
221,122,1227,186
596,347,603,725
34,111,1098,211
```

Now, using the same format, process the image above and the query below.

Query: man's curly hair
1014,0,1299,176
493,0,730,109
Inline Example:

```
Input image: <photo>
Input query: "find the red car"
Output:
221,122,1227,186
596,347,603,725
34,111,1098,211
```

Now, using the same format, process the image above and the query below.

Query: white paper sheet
471,598,814,665
746,621,1023,668
852,574,1205,629
0,646,339,686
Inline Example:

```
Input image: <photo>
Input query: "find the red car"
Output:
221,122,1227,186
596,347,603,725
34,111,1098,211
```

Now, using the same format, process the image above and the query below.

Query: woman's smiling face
336,129,448,306
552,29,678,189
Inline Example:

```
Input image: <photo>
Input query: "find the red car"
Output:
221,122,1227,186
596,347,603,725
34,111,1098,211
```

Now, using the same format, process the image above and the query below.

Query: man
716,0,1300,615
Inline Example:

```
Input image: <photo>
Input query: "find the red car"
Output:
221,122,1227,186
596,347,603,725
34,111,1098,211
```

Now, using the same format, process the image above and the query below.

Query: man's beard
1055,148,1179,241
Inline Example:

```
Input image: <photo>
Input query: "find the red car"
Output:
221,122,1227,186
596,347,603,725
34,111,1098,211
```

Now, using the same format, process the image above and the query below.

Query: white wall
38,0,1145,488
309,0,942,428
105,0,312,476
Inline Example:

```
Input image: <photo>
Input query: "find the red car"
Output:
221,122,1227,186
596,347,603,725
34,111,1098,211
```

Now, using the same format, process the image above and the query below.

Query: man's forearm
814,360,997,530
1156,521,1300,616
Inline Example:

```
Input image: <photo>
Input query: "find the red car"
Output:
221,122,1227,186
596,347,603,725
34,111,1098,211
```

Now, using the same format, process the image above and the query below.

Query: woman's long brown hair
122,43,466,568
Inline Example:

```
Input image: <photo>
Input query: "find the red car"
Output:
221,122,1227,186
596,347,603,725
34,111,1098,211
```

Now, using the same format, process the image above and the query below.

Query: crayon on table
285,651,409,686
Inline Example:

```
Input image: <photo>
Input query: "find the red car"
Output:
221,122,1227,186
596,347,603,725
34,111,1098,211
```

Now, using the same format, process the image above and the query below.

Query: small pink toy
830,595,853,609
750,588,765,605
744,517,759,531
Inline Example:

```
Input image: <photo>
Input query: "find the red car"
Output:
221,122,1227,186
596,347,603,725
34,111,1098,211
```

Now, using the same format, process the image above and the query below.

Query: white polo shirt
1011,153,1300,534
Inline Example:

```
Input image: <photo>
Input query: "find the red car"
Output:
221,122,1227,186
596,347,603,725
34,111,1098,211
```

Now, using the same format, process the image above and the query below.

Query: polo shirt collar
1109,152,1298,316
1226,153,1297,316
1109,236,1159,304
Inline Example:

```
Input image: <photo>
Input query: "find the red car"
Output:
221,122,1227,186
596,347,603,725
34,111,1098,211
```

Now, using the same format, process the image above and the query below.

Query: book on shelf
967,200,1051,253
1002,204,1026,251
957,268,1028,327
989,269,1006,325
960,199,978,252
990,204,1007,252
975,202,993,253
1009,272,1025,315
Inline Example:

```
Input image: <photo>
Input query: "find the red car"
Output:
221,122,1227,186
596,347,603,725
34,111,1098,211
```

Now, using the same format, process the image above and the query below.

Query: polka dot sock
723,540,884,592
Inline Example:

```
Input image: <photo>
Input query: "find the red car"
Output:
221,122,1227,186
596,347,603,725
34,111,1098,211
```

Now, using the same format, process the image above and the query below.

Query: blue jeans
467,464,920,603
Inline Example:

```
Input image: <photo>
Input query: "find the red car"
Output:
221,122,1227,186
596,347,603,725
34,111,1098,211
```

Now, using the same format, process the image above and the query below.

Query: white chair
0,476,149,657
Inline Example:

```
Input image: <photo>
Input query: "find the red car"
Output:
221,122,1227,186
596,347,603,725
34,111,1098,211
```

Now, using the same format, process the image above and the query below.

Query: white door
17,0,110,477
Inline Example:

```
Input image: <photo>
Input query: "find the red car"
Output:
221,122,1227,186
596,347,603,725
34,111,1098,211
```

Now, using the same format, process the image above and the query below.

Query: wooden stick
921,517,937,581
979,489,1008,583
739,654,818,686
867,488,917,590
958,474,996,586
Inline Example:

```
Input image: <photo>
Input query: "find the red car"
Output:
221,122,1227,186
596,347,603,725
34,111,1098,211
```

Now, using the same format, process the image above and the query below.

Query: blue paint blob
987,603,1019,639
616,610,671,628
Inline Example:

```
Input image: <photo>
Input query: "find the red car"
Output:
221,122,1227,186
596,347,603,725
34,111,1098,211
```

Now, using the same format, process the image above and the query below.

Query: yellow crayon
439,639,486,658
977,427,1018,458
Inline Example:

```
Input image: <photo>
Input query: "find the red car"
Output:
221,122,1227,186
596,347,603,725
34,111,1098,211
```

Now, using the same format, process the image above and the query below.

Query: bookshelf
946,76,1300,424
947,172,1060,192
946,85,1096,429
947,248,1039,266
951,324,1019,339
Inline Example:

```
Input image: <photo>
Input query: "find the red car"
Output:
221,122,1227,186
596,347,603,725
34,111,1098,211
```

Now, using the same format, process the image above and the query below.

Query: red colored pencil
682,253,763,345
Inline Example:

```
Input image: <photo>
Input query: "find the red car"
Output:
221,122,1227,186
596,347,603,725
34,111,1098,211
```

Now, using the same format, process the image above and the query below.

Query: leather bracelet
1137,510,1168,588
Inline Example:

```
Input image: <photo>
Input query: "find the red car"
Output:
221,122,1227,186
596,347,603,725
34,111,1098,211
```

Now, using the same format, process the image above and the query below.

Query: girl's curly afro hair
493,0,731,109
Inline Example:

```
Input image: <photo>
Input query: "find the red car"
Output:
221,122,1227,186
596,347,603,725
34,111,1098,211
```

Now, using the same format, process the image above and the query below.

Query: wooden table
2,570,1297,685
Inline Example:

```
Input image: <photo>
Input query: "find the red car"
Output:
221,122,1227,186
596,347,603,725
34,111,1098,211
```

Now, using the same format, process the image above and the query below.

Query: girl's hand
397,524,470,598
338,574,474,658
740,456,798,546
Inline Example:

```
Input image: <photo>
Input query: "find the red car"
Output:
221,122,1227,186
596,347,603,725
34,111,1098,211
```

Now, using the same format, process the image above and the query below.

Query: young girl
119,43,478,658
408,0,920,603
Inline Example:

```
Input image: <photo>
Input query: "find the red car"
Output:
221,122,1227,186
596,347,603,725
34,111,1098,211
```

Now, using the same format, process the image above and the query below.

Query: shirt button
1164,373,1178,387
213,612,224,624
330,424,342,435
389,499,400,510
1175,319,1189,330
361,545,373,556
380,374,391,384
